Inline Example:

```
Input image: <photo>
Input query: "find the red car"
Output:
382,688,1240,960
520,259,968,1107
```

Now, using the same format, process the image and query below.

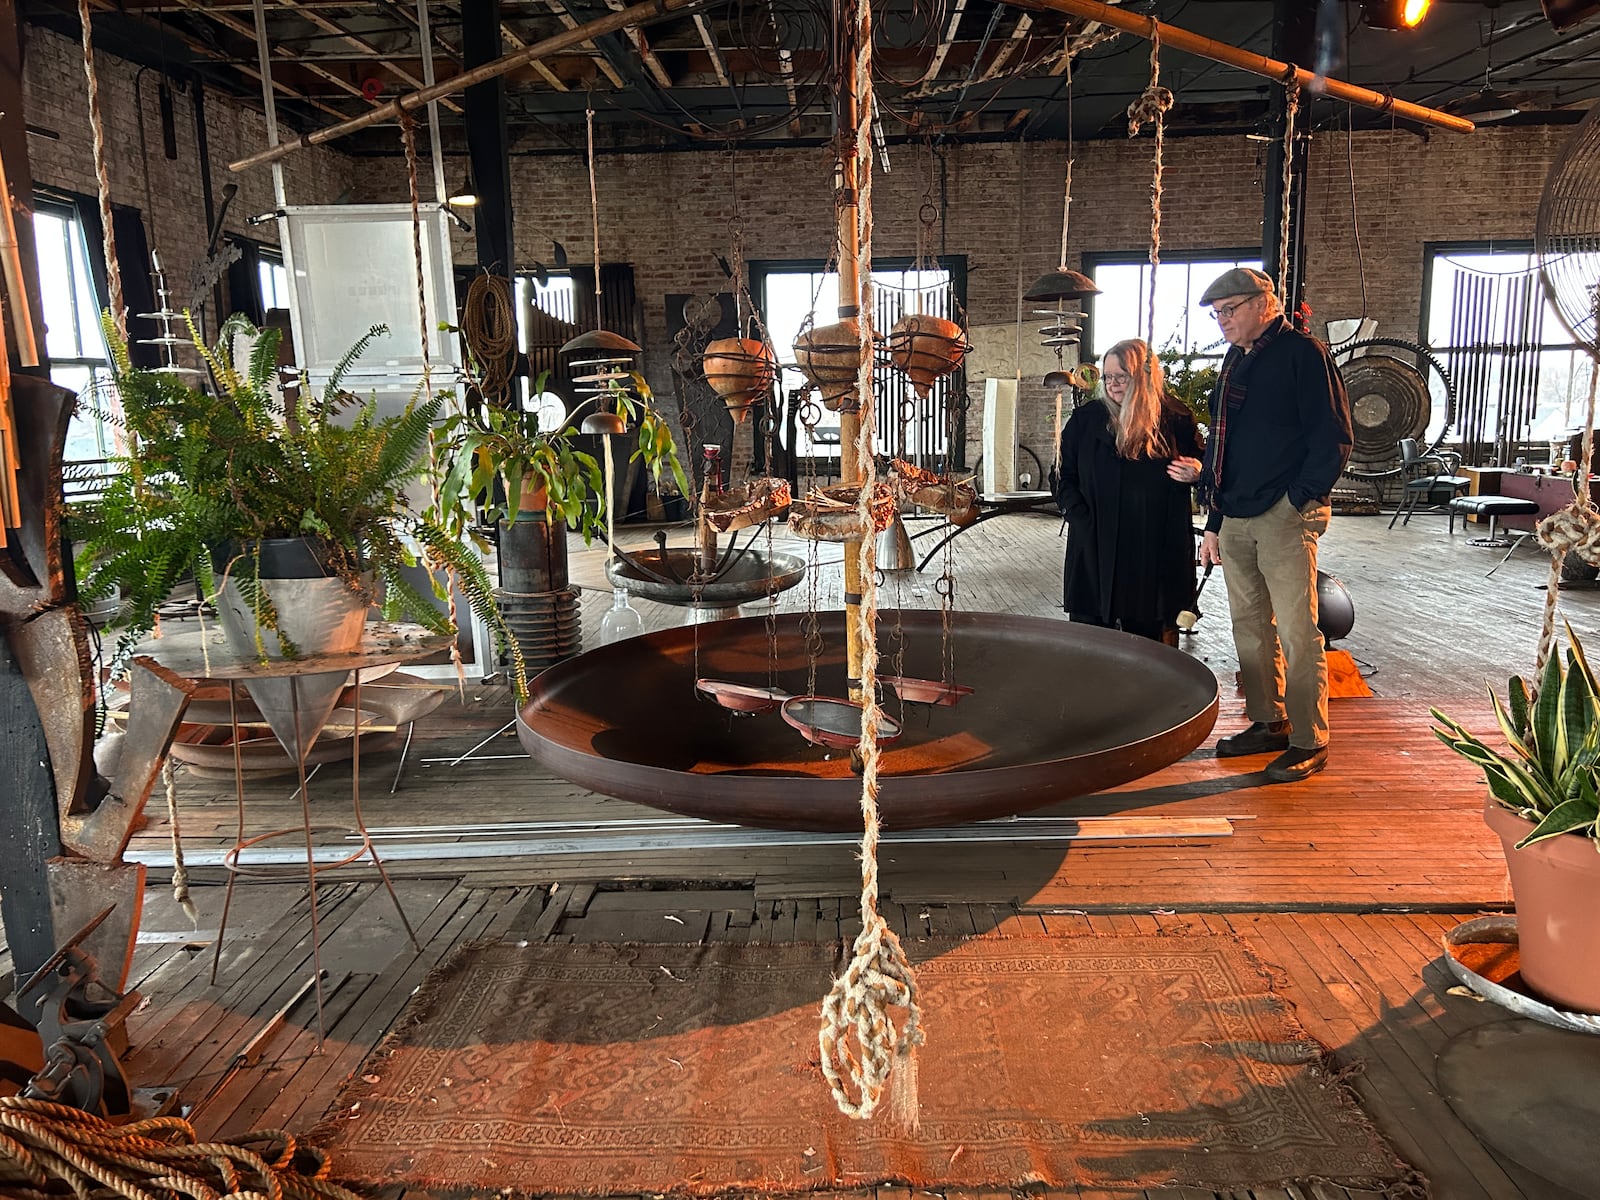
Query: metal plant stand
139,623,452,1043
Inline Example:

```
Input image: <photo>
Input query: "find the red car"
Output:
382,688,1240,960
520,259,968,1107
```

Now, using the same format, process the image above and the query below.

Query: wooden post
0,0,45,368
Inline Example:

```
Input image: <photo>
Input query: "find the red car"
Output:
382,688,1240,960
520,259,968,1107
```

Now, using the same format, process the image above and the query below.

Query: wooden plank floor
14,507,1600,1199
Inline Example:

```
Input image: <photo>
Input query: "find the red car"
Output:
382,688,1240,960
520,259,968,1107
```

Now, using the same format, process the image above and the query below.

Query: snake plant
1431,623,1600,853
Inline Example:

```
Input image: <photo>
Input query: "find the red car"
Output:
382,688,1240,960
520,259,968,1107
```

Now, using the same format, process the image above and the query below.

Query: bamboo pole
227,0,706,172
1012,0,1475,133
836,19,864,698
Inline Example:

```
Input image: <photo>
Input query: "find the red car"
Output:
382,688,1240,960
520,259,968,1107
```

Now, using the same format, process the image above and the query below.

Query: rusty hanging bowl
888,314,970,399
793,319,865,411
781,695,904,751
789,482,897,542
703,337,778,423
696,678,792,714
880,675,975,707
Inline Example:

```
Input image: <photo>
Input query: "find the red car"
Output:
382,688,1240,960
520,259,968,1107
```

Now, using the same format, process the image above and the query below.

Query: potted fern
72,314,523,699
1432,623,1600,1013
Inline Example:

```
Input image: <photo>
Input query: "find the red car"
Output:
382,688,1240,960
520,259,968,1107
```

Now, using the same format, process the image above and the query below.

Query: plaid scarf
1199,316,1289,513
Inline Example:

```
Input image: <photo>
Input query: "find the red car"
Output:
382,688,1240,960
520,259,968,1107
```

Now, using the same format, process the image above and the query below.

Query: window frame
1081,247,1262,363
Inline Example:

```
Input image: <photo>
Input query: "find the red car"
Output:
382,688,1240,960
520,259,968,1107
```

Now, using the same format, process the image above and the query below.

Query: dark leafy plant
1432,623,1600,853
72,313,525,697
1157,344,1219,430
433,367,690,541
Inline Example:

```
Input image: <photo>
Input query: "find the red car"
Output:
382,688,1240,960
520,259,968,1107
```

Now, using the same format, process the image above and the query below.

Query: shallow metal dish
695,678,791,714
880,675,975,707
780,695,904,751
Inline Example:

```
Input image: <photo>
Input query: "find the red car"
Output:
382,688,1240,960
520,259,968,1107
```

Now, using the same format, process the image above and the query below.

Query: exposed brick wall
20,24,354,330
444,125,1567,475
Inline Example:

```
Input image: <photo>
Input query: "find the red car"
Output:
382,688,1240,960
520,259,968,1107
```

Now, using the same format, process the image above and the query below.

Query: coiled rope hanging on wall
817,0,924,1129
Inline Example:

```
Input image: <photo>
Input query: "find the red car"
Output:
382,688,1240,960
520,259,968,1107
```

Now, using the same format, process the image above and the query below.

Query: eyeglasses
1211,297,1258,322
1102,372,1134,387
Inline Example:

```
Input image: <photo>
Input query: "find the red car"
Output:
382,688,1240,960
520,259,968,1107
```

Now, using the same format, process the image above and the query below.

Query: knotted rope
1277,74,1301,302
461,273,518,403
1127,30,1172,349
819,0,924,1128
0,1096,362,1200
77,0,124,341
1533,356,1600,686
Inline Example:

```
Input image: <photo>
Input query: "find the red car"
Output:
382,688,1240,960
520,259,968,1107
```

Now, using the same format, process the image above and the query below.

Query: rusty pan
880,675,975,707
780,695,903,750
516,611,1219,832
695,678,791,714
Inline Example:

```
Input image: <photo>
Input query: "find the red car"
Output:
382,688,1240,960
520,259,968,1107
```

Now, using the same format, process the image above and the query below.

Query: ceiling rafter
544,0,626,87
497,18,572,93
167,0,370,109
86,0,350,121
603,0,672,87
918,0,967,86
271,0,464,113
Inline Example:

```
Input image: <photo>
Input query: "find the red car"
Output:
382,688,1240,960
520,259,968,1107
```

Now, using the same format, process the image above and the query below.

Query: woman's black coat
1054,398,1202,626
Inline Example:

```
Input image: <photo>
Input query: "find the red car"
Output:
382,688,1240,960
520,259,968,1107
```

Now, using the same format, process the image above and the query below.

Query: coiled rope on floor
0,1097,362,1200
817,0,924,1130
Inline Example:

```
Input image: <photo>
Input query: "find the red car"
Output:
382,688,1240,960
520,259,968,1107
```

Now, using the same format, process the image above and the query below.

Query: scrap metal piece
0,375,75,608
47,859,146,995
10,606,96,819
60,657,194,861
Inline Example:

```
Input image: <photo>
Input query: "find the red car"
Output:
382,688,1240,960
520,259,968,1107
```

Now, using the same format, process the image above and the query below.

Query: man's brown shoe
1215,720,1291,758
1265,745,1328,782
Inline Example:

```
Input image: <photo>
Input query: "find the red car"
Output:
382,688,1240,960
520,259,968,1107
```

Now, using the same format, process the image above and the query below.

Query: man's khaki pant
1217,495,1331,750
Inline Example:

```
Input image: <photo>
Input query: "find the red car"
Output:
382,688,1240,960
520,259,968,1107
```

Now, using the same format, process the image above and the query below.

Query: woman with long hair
1054,338,1204,643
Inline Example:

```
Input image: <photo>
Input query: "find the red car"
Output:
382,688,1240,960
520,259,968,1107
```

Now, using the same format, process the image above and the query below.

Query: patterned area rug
315,935,1410,1196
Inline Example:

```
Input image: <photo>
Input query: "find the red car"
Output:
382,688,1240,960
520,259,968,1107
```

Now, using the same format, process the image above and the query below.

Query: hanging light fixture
447,164,478,208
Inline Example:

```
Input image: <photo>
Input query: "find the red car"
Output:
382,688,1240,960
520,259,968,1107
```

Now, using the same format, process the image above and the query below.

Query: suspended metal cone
216,575,370,761
876,514,915,572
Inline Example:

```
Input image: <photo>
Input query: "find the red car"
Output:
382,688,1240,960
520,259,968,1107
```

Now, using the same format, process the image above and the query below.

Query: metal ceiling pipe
228,0,709,171
1006,0,1476,133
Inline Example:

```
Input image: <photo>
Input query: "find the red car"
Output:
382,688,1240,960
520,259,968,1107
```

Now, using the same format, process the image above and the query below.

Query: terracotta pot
793,319,865,412
888,313,967,399
513,480,549,517
1483,798,1600,1013
703,337,777,424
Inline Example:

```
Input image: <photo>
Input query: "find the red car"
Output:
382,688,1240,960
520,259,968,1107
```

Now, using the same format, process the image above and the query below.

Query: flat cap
1200,267,1274,306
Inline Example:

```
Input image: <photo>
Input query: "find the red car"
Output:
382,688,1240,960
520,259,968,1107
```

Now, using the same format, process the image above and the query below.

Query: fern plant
1432,623,1600,853
72,314,525,698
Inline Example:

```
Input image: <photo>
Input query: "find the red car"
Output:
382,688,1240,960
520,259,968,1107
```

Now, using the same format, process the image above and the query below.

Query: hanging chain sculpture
818,0,925,1128
1277,74,1301,303
1127,29,1173,351
77,0,124,341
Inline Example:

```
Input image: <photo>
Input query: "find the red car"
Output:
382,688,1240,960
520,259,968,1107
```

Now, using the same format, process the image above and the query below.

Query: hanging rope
462,273,518,403
819,0,924,1129
162,759,196,925
1127,30,1172,350
1277,73,1301,303
398,112,433,396
0,1096,363,1200
1533,354,1600,685
77,0,124,341
587,105,604,311
1058,56,1074,271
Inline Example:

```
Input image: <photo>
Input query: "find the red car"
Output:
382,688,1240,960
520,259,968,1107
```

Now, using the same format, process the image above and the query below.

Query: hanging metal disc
1334,337,1458,478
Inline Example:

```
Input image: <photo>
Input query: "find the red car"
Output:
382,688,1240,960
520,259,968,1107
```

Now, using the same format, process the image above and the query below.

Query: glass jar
597,586,643,646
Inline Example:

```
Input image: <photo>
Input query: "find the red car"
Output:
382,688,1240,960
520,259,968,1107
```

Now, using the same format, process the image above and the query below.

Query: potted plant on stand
72,314,522,746
1432,624,1600,1013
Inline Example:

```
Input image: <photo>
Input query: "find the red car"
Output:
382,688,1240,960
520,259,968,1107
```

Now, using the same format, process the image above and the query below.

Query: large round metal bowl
605,548,806,610
516,611,1219,831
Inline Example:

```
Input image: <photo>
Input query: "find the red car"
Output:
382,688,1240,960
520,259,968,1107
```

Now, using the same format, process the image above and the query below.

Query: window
1422,242,1594,462
1086,251,1264,363
257,251,291,311
758,260,964,464
32,201,116,464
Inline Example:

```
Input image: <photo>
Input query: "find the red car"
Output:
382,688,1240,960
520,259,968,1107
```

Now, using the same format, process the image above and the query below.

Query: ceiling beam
497,18,572,92
168,0,369,109
544,0,626,87
602,0,673,88
1003,0,1476,133
229,0,710,171
692,12,731,90
977,12,1032,82
270,0,464,114
88,0,350,121
918,0,967,86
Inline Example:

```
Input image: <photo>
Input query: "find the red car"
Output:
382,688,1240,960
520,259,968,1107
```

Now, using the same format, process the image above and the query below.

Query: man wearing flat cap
1191,267,1352,782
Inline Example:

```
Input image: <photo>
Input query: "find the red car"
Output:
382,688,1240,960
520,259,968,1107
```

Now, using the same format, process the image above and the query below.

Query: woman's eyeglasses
1102,372,1134,387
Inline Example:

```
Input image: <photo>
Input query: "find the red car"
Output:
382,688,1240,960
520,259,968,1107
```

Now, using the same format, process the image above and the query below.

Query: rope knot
1127,86,1174,137
819,913,925,1126
1538,501,1600,566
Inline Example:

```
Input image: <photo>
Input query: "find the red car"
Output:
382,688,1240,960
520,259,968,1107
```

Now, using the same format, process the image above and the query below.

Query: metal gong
1336,338,1458,477
516,611,1219,832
